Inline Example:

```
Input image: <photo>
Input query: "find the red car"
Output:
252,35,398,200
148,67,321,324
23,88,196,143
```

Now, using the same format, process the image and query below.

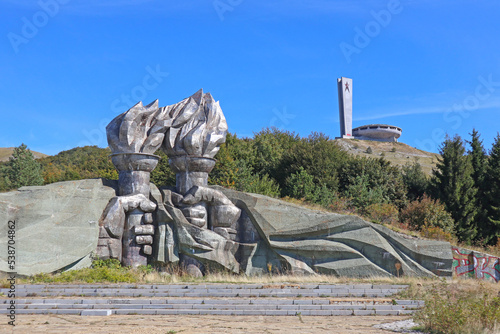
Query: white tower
337,77,353,139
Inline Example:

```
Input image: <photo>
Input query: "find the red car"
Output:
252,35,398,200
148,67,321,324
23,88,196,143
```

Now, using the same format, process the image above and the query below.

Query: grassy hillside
0,147,48,162
335,138,439,175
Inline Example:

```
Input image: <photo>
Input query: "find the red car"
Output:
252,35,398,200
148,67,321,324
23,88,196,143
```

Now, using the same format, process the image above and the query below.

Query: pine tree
6,144,44,189
431,135,477,243
467,129,489,243
484,134,500,245
468,129,487,188
402,160,429,201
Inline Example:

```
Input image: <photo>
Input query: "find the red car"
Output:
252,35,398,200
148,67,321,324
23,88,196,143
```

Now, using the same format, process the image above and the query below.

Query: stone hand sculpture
176,186,241,238
99,89,239,269
105,100,170,267
97,194,157,262
96,89,453,278
163,89,229,229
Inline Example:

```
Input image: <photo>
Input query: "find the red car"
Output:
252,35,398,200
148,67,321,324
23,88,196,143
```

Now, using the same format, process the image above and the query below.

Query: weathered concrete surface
215,186,453,278
1,178,453,279
158,187,240,273
452,247,500,282
0,179,117,276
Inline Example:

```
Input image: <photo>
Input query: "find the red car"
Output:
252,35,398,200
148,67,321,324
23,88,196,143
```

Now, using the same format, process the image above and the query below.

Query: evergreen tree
431,135,477,243
484,133,500,245
0,163,11,191
150,150,176,188
402,160,429,201
467,129,487,189
6,144,44,189
466,129,489,243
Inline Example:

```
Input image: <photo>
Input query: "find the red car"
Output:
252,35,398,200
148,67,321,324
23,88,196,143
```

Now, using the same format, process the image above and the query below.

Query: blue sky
1,0,499,155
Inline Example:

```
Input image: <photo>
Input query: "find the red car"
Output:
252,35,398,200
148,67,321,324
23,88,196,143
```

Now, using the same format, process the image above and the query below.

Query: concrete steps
0,284,423,316
2,283,409,298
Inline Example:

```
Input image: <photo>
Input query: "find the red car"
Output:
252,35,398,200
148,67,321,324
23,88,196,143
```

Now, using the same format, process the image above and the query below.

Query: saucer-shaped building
352,124,402,142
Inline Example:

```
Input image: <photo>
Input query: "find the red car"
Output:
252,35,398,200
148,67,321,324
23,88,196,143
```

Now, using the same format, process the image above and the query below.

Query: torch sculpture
104,89,236,268
162,89,229,229
106,100,171,267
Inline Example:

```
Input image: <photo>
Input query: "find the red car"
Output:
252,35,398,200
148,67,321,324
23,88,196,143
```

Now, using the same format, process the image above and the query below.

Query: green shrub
345,173,385,213
26,259,138,284
399,194,455,234
402,161,429,201
27,267,138,284
313,184,337,207
280,132,346,194
285,167,336,207
338,157,408,210
285,167,316,201
91,258,122,269
366,147,373,154
239,172,281,198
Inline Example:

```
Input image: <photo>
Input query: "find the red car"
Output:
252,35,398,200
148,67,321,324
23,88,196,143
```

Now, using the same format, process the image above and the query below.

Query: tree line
1,128,499,247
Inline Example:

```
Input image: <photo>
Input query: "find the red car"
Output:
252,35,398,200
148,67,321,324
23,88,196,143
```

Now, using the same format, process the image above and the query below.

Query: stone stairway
0,283,424,316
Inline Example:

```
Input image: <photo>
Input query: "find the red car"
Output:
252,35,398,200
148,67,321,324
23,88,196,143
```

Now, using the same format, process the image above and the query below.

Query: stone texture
0,179,117,276
158,188,241,273
162,89,227,160
106,99,167,267
96,192,157,264
106,99,167,155
215,186,453,278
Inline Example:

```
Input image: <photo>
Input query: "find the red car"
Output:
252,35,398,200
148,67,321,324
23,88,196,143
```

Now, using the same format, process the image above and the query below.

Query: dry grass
409,279,500,334
335,138,439,175
0,147,48,162
455,241,500,258
397,277,500,300
140,272,458,288
280,196,340,213
3,258,446,286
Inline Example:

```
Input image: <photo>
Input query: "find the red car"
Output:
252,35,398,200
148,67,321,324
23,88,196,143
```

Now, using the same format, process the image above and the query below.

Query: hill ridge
334,138,439,175
0,147,49,162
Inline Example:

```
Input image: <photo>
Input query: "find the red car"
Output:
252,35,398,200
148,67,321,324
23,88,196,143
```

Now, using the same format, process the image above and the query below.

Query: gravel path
1,314,415,333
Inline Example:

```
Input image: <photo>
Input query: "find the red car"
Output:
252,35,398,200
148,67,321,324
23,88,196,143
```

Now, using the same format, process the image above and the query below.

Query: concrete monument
95,89,452,277
337,77,353,139
0,89,452,278
337,77,403,142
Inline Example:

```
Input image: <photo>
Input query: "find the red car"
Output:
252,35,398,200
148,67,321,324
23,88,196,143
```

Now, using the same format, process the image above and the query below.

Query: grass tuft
399,279,500,334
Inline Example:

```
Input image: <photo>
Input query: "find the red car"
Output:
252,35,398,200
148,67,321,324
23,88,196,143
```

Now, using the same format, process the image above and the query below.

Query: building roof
353,124,402,132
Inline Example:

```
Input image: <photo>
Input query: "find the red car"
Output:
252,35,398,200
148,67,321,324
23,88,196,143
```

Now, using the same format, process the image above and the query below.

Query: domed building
352,124,402,142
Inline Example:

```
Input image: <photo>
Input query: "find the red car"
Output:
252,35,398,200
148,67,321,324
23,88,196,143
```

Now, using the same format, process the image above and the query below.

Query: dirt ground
1,315,408,334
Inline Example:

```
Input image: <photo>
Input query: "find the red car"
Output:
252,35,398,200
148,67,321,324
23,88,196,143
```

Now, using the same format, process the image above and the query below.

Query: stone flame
162,89,228,158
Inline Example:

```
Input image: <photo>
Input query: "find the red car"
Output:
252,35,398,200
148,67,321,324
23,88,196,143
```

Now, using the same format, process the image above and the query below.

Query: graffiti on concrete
452,247,500,282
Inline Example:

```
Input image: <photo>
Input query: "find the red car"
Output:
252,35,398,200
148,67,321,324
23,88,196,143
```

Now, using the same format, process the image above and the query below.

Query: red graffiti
452,247,500,282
